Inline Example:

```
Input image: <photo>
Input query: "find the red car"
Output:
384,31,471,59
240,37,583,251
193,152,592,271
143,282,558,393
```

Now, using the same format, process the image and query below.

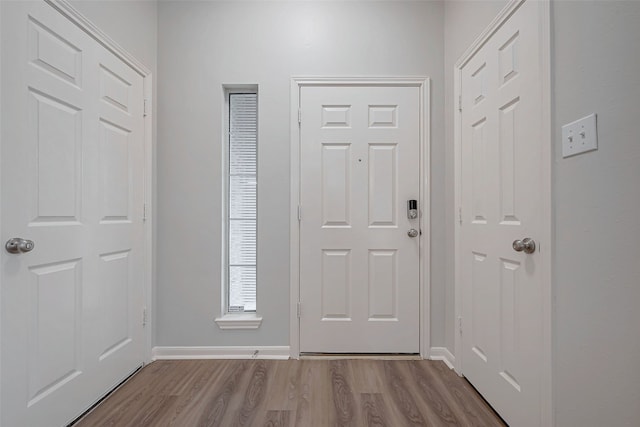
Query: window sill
214,313,263,330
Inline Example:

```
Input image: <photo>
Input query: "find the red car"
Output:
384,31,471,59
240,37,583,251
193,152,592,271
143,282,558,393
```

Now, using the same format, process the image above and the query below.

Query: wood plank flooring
75,359,505,427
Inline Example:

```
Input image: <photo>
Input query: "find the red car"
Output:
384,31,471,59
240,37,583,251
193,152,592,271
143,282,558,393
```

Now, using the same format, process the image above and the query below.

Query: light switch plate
562,113,598,158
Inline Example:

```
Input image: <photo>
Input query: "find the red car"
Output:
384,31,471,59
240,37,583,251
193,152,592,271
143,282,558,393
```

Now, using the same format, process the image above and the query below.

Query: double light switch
562,113,598,158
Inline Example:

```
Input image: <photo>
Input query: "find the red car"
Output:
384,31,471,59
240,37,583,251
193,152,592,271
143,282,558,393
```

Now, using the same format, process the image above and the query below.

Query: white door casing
0,1,150,425
294,80,428,354
455,1,552,426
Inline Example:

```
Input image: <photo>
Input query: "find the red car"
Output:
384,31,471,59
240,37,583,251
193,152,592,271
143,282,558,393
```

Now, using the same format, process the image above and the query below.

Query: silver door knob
407,229,419,238
512,238,535,254
5,238,35,254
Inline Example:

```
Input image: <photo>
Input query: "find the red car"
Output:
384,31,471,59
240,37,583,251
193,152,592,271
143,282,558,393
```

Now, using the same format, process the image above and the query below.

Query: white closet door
1,2,145,425
460,1,545,425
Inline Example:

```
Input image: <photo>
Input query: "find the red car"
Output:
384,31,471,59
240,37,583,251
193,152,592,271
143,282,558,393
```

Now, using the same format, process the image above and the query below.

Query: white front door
1,2,146,426
459,1,545,425
299,85,421,353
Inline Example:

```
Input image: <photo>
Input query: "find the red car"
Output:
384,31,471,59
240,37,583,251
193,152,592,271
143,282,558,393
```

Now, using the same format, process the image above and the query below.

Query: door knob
407,229,419,238
512,238,535,254
5,238,35,254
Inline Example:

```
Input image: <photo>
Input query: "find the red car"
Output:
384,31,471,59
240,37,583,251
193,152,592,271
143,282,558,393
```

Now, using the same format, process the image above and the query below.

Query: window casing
226,92,258,313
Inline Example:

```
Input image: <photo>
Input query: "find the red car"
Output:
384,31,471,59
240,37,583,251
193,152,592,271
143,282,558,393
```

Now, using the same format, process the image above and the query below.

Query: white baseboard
429,347,456,370
152,346,290,360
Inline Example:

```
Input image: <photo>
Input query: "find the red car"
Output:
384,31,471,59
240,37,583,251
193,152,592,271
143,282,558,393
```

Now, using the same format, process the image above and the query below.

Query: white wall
443,0,507,355
552,1,640,425
156,0,445,347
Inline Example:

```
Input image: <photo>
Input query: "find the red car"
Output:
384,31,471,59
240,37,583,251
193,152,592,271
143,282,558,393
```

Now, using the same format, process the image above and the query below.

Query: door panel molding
453,0,551,425
289,76,430,358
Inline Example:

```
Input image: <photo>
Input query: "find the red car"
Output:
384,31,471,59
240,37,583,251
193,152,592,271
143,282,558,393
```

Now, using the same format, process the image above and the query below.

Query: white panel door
460,1,544,425
299,85,421,353
1,2,145,426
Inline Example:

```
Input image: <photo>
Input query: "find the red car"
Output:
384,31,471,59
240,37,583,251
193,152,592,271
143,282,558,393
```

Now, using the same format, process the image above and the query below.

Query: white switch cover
562,113,598,158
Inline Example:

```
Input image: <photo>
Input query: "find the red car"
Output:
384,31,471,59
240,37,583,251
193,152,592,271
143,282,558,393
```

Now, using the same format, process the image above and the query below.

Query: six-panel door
1,2,145,426
299,85,421,353
460,1,544,426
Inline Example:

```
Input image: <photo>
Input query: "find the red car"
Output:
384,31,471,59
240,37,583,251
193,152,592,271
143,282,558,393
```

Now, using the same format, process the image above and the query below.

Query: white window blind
228,93,257,312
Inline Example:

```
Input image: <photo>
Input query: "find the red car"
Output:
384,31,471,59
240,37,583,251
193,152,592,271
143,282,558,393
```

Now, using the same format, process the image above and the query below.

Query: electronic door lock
407,200,418,219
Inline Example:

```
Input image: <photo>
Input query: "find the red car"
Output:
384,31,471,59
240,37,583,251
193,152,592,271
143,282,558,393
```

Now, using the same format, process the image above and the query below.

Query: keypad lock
407,200,418,219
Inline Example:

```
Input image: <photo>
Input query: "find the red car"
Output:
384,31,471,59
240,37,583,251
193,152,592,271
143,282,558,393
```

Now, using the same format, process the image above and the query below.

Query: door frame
0,0,155,388
289,76,431,359
453,0,552,425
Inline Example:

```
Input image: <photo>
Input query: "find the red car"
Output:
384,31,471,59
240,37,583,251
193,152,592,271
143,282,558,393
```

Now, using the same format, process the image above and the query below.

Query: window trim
216,85,262,330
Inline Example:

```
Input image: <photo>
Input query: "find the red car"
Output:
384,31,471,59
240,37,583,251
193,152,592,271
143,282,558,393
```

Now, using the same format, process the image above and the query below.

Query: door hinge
143,203,147,222
143,307,148,327
458,207,462,225
458,95,462,112
297,302,301,318
298,108,301,125
458,316,463,335
298,205,302,222
143,99,149,117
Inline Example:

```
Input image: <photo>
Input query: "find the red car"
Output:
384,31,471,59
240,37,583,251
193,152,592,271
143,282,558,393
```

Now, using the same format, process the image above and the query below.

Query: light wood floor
75,359,506,427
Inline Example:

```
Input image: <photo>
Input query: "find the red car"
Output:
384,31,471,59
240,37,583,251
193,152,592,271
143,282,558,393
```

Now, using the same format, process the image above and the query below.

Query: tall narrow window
227,93,257,312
